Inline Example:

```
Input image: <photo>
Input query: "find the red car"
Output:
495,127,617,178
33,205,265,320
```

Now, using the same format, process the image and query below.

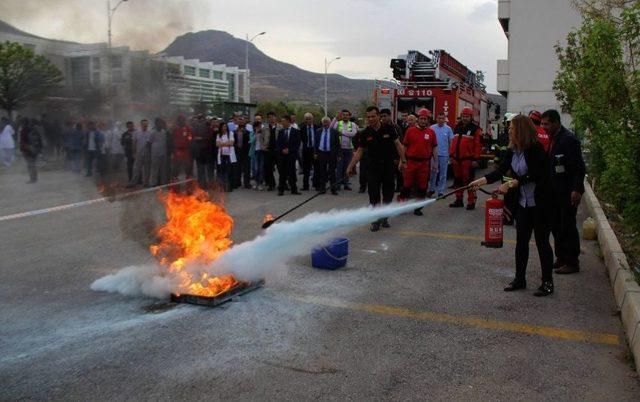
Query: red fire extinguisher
482,192,504,248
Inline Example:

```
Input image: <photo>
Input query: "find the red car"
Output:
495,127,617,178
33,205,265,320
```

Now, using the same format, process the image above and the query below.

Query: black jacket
548,126,585,203
314,127,341,159
234,127,251,157
300,123,320,151
485,142,552,211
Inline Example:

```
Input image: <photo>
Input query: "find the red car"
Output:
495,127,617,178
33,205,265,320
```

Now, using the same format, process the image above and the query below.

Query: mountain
162,30,373,106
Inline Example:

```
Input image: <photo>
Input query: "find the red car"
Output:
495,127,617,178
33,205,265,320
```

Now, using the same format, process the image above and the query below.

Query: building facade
496,0,581,122
0,20,250,115
159,55,250,107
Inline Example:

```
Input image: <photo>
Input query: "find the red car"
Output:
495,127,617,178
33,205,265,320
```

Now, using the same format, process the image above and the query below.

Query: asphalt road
1,160,639,401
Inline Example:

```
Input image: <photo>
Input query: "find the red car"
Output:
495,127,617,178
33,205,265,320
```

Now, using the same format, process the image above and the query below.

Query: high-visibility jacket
450,122,482,161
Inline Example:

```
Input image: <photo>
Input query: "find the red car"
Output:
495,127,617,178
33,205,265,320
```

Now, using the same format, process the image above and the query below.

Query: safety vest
337,120,354,149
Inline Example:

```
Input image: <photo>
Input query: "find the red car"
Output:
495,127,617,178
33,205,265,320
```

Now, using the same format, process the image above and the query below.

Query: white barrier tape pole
0,179,195,222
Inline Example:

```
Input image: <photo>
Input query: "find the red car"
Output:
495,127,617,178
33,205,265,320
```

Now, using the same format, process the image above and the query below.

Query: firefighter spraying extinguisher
482,191,504,248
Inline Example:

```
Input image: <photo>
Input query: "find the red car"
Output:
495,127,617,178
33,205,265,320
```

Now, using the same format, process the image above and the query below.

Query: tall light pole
107,0,129,116
245,32,265,102
324,56,341,116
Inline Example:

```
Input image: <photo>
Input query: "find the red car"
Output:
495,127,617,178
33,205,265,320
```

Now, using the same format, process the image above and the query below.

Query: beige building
497,0,582,122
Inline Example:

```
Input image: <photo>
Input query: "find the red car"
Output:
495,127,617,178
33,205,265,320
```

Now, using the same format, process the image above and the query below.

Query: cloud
468,1,498,23
0,0,507,92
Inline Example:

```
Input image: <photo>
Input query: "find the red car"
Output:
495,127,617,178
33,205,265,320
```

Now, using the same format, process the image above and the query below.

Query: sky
0,0,508,92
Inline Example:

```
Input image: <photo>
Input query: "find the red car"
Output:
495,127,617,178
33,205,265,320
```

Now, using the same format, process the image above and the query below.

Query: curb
583,181,640,373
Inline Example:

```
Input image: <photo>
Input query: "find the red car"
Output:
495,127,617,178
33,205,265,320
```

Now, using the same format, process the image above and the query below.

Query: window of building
213,70,223,80
71,56,91,88
113,70,124,82
93,57,101,70
184,66,196,76
111,55,123,69
199,68,210,78
227,74,235,99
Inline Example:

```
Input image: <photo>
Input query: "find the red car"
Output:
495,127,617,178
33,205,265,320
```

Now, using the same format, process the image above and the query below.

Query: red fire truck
374,49,493,136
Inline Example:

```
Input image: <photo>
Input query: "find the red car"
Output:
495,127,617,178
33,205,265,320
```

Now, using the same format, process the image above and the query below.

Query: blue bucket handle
320,238,348,262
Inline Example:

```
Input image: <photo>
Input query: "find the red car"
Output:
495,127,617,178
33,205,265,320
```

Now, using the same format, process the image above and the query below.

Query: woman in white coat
216,122,237,192
0,117,15,167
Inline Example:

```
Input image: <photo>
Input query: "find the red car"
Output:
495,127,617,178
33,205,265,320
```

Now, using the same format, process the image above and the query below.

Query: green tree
0,41,63,116
554,0,640,230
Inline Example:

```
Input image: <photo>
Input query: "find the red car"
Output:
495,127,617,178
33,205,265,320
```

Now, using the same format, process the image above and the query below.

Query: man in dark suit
276,115,301,195
299,112,319,191
541,109,586,275
264,111,281,191
314,116,341,195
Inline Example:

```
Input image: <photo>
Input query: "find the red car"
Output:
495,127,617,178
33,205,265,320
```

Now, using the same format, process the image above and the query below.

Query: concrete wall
499,0,582,124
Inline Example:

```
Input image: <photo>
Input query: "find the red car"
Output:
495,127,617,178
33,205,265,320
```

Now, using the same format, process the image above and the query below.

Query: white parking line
0,179,194,222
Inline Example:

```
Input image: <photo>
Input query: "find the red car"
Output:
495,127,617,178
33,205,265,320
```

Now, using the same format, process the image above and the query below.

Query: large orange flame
150,188,238,297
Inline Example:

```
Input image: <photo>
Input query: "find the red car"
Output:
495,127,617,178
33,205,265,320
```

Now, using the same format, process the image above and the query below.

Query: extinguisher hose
436,186,494,200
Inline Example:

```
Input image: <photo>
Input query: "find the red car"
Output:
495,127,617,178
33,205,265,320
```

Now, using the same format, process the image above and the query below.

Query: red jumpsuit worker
171,115,193,182
529,110,550,152
449,107,482,210
400,108,438,216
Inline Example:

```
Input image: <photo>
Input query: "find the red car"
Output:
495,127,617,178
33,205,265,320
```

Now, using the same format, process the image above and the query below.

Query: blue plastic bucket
311,238,349,270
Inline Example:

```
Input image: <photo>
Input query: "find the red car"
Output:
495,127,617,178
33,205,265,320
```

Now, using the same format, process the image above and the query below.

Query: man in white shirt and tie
314,116,340,195
300,112,319,190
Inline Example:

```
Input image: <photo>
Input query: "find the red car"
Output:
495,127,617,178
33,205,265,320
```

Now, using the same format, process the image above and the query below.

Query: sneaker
344,185,352,191
427,190,435,198
258,185,264,191
437,193,444,198
466,203,476,210
449,200,464,208
380,218,390,228
413,208,423,216
370,221,381,232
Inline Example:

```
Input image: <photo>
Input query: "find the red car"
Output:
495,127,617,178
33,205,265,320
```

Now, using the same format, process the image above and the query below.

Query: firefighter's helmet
461,107,473,116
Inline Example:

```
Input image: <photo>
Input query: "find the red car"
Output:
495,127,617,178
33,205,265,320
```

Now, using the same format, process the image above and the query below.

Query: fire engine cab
375,49,492,136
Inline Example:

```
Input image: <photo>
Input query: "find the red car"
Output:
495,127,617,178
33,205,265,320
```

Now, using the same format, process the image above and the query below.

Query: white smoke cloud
91,199,435,299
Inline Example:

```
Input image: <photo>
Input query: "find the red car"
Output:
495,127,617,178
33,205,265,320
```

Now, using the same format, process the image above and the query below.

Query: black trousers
264,151,276,188
278,154,298,192
234,151,250,188
126,156,134,182
302,148,316,189
316,151,337,191
367,163,395,205
515,205,554,282
359,152,369,190
552,200,581,266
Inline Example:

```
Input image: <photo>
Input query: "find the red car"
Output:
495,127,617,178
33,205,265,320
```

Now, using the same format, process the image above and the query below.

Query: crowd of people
1,105,585,297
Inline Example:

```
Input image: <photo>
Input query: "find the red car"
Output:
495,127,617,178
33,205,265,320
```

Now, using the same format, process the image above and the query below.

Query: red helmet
461,107,473,117
528,110,542,123
418,108,432,118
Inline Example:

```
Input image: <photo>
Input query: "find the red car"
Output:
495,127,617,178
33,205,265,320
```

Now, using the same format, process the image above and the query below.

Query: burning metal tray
170,279,265,307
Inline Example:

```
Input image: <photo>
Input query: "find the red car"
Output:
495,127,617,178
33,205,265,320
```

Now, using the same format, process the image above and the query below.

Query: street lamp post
324,56,341,117
245,32,266,103
107,0,129,116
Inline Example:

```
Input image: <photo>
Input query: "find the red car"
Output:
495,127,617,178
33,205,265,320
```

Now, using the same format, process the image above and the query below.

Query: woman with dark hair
149,117,168,186
470,115,554,297
216,122,236,192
